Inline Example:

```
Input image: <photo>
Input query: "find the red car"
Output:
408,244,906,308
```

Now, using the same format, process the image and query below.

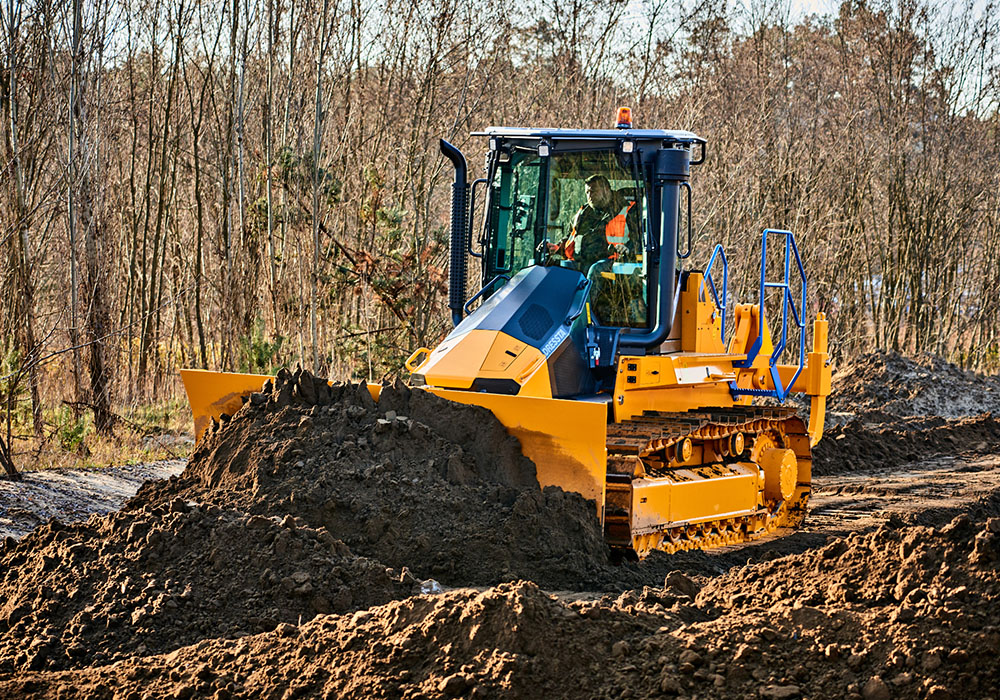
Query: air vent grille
518,303,553,340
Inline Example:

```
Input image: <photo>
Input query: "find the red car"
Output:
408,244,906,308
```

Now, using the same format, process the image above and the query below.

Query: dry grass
8,398,193,473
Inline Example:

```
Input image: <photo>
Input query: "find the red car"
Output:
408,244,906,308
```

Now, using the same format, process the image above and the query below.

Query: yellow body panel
680,272,727,354
416,330,493,389
415,329,550,393
631,463,761,534
517,359,552,397
424,388,608,518
481,336,529,372
612,353,749,422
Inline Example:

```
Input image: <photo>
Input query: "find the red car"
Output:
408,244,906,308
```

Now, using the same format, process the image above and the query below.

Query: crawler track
602,405,812,557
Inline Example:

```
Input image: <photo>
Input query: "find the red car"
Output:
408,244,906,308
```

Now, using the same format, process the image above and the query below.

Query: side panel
417,329,549,394
612,354,745,422
425,388,608,520
631,463,760,533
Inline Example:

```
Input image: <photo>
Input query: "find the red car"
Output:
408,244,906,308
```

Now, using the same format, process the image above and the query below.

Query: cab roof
474,126,704,144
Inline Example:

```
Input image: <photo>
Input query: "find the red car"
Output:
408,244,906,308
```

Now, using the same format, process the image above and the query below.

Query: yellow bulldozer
181,109,831,559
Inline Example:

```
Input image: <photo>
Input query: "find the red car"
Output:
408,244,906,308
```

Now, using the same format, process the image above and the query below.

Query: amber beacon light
615,106,633,129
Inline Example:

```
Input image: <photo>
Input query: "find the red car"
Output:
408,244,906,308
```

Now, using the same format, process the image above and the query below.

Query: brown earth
813,352,1000,476
132,369,699,591
0,500,410,674
0,353,999,699
813,414,1000,476
826,351,1000,418
2,502,997,700
131,370,613,589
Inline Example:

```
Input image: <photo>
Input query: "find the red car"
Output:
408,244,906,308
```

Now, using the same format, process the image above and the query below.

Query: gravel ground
0,460,186,540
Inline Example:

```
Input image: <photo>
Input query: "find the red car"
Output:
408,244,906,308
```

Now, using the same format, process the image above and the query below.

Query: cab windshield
484,148,649,329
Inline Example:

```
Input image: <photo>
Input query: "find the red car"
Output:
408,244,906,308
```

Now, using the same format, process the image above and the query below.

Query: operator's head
585,175,612,210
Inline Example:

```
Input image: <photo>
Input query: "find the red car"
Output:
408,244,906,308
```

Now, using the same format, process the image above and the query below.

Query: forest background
1,0,998,473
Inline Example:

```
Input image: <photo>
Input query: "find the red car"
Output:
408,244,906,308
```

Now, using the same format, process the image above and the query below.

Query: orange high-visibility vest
565,200,635,261
604,201,635,245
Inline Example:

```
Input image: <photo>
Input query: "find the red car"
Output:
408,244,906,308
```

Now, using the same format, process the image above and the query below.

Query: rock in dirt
861,676,890,700
664,571,700,598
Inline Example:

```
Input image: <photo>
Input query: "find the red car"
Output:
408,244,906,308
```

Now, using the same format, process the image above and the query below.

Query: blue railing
732,229,806,402
699,244,728,342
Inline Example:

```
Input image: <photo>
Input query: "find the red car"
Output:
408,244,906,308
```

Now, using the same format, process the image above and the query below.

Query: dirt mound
134,368,616,590
810,352,1000,475
0,581,661,700
829,351,1000,418
814,413,1000,476
6,495,998,700
0,500,409,674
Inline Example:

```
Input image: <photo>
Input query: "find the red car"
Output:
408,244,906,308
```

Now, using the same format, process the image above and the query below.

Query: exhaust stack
440,139,469,327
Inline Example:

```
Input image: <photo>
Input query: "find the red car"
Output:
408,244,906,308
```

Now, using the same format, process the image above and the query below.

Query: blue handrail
732,229,807,402
699,244,728,342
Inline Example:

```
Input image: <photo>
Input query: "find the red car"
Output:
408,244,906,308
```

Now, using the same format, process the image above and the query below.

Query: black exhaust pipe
440,139,468,327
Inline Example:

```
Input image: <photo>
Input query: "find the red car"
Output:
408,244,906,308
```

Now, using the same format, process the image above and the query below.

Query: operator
546,174,640,273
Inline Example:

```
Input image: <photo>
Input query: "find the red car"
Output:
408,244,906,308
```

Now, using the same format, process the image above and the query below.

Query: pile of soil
828,351,1000,419
3,354,999,699
5,493,997,700
814,414,1000,476
134,369,623,590
813,352,1000,475
0,499,409,674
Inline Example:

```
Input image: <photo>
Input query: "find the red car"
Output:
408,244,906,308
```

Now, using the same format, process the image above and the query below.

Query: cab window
484,147,649,329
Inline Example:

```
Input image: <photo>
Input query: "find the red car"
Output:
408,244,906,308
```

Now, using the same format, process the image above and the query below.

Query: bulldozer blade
180,370,607,520
180,369,274,442
180,369,383,443
425,388,608,520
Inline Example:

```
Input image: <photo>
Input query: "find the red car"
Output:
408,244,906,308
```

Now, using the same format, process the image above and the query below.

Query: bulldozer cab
484,147,649,329
467,126,705,349
429,122,710,399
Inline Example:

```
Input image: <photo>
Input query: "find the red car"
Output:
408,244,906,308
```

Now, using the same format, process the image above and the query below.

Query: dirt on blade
133,368,616,590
